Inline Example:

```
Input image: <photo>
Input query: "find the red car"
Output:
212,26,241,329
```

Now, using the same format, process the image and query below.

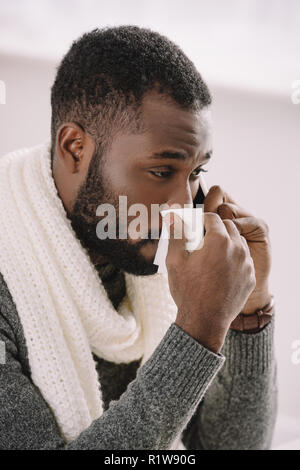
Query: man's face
70,94,212,276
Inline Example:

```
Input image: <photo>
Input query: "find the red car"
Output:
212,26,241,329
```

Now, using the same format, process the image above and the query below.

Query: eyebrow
148,150,212,162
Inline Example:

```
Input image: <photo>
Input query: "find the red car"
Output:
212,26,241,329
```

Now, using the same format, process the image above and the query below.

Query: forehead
139,93,212,156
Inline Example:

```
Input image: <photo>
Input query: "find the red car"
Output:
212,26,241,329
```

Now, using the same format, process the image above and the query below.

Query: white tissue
153,207,204,274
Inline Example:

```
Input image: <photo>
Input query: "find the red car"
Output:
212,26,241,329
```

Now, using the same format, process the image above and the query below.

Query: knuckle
205,212,222,229
205,212,219,219
255,217,269,235
223,218,234,227
223,219,236,237
233,240,245,258
243,260,255,285
261,219,270,234
239,249,247,264
240,244,248,260
209,185,223,194
215,230,229,245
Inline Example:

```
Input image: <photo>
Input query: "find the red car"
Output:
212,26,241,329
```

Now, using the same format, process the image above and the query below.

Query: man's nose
151,182,194,238
166,182,194,208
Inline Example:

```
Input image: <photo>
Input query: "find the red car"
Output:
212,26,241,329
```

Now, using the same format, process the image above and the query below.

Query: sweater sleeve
0,300,225,450
181,316,278,450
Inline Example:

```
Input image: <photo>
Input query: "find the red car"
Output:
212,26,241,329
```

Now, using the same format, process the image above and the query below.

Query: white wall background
0,0,299,448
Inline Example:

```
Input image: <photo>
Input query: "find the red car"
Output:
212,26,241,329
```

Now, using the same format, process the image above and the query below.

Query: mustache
138,230,161,246
70,214,162,246
122,224,162,246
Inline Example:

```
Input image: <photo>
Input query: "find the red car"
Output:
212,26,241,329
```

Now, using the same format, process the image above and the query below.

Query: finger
222,219,242,243
217,202,253,220
223,219,250,253
204,185,237,213
203,212,229,238
230,217,270,243
239,234,251,256
223,220,251,256
165,212,188,263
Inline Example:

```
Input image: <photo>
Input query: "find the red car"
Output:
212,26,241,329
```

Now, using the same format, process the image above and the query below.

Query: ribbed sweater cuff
221,316,275,376
139,322,225,408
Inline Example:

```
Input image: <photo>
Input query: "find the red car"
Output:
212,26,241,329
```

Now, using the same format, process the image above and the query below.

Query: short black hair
50,25,212,161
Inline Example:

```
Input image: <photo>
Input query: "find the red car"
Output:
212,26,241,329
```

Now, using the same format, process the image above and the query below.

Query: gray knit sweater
0,261,278,450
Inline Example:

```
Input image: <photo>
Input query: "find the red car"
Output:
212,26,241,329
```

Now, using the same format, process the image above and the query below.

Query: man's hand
204,186,272,314
166,212,256,353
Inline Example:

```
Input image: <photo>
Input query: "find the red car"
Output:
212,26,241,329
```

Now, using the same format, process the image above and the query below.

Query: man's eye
191,168,208,177
149,168,208,179
150,171,172,178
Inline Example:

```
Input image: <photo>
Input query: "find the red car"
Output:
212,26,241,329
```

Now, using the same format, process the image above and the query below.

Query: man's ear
55,122,94,174
52,123,95,214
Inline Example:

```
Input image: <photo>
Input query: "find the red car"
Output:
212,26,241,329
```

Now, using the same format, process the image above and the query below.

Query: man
0,25,277,450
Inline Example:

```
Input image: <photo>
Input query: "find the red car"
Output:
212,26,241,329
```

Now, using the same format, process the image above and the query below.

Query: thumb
165,212,188,263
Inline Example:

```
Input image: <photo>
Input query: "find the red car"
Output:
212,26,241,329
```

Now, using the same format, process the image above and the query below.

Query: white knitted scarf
0,142,184,448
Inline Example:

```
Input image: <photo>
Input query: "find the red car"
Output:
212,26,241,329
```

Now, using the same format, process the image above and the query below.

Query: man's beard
68,152,159,276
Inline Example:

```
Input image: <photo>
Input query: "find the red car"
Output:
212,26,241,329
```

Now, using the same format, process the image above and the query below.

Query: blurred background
0,0,299,449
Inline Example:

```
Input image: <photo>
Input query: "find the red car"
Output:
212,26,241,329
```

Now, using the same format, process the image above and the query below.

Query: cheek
108,167,155,206
119,194,162,241
105,166,169,233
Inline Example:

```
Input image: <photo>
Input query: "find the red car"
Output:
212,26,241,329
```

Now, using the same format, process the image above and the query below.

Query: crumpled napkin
153,207,204,274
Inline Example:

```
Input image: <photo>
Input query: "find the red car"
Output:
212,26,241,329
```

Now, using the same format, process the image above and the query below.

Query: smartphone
193,175,208,237
193,182,205,208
